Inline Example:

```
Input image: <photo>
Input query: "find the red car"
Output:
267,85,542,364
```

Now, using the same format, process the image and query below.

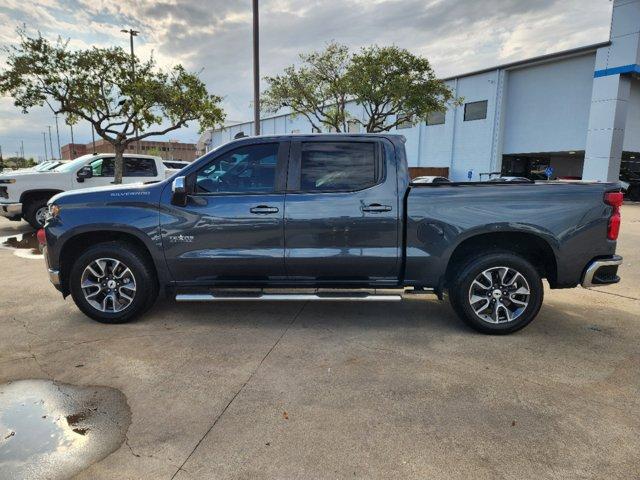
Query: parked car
486,176,534,183
0,153,172,228
620,169,640,201
41,134,623,334
411,175,450,184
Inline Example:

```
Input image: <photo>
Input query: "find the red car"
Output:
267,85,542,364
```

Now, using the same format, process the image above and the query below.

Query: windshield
53,155,98,173
34,161,60,172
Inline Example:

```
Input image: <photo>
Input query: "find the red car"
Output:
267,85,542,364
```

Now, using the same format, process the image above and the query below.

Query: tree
262,42,350,132
0,29,225,183
347,45,460,132
262,43,460,133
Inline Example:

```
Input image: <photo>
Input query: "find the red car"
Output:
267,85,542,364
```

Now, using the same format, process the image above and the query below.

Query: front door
161,141,289,284
284,139,400,284
72,156,159,188
73,156,117,188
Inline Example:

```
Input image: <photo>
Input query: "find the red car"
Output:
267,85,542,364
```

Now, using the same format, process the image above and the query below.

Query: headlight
48,204,61,218
0,179,16,184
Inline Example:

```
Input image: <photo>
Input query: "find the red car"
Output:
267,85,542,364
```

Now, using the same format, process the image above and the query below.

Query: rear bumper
0,202,22,219
581,255,623,288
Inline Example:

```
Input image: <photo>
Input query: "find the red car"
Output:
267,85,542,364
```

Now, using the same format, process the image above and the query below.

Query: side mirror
171,176,187,206
76,165,93,182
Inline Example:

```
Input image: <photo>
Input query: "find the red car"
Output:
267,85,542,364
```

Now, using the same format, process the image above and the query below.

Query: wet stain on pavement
0,379,132,479
0,231,42,258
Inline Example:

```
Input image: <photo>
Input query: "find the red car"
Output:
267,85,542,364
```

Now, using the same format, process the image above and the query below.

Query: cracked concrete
0,206,639,479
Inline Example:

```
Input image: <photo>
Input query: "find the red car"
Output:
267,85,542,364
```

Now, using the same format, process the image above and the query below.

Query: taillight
604,192,623,240
37,228,46,246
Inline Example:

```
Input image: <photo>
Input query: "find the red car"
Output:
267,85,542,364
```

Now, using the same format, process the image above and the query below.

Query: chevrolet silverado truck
0,153,172,228
41,134,623,334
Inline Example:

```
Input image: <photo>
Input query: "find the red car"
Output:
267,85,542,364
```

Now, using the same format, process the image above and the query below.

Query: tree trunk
113,144,125,184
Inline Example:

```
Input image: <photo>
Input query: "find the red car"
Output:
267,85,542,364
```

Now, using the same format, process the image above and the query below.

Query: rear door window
124,158,158,177
299,142,380,192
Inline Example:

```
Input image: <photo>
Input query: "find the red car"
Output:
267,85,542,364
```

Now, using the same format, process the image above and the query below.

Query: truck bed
404,181,620,289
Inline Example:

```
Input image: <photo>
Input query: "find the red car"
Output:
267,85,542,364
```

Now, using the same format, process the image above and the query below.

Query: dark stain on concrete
0,379,132,479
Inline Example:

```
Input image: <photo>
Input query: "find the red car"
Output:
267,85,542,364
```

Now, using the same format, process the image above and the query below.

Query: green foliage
1,156,35,169
347,45,461,131
0,28,225,182
262,42,461,133
262,42,350,132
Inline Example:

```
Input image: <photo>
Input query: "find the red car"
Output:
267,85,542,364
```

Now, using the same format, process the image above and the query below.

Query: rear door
284,138,400,284
161,141,289,283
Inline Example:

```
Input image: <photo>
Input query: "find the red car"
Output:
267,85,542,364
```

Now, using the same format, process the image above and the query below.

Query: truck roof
227,133,406,142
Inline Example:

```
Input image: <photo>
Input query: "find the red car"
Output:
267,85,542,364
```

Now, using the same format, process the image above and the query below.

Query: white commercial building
201,0,640,182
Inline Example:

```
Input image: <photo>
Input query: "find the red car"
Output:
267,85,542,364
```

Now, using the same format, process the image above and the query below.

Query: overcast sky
0,0,613,160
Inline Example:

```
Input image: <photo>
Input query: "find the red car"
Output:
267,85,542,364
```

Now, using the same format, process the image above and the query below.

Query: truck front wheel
24,197,50,229
448,252,543,334
69,242,158,323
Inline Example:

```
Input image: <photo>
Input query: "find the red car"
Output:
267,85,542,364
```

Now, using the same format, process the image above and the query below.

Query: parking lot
0,205,639,479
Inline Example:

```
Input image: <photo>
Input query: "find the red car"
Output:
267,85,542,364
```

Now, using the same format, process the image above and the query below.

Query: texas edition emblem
168,235,194,243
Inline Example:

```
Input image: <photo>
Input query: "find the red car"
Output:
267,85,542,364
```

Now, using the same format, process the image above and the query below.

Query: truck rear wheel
69,242,158,324
448,252,543,334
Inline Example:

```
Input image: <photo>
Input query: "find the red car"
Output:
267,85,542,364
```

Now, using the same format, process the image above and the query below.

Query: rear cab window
297,141,381,192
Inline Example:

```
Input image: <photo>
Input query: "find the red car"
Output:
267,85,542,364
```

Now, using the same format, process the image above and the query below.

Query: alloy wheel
468,266,530,323
80,258,137,313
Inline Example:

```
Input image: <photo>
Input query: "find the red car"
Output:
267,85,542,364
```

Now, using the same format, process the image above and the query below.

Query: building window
426,111,445,126
464,100,488,121
396,115,414,129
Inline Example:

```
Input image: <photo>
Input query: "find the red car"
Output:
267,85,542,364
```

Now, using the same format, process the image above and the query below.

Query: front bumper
581,255,623,288
48,268,61,286
0,202,22,219
43,245,61,288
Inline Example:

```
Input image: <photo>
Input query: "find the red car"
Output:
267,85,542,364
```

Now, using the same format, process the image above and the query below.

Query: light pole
69,123,76,159
42,132,48,162
54,115,61,159
47,125,55,160
121,28,140,152
252,0,260,136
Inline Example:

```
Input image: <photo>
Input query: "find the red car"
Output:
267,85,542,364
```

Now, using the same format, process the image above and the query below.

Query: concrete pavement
0,206,638,479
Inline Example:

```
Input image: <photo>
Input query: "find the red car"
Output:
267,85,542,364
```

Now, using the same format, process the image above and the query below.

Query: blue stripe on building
594,64,640,78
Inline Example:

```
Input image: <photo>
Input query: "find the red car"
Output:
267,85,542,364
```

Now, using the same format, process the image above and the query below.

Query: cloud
0,0,612,159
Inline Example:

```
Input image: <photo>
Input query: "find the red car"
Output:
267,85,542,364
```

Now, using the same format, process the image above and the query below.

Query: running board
175,292,403,302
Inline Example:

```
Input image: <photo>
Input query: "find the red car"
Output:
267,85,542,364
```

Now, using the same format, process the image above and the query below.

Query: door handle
361,203,392,213
250,205,279,214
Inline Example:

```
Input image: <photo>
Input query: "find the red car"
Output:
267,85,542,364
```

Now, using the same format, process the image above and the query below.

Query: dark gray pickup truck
41,134,623,334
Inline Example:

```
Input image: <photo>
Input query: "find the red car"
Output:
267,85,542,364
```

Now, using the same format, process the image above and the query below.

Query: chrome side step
175,292,403,302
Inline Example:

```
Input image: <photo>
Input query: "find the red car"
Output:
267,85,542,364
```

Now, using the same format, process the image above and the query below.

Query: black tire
69,241,158,324
448,251,543,334
24,197,49,229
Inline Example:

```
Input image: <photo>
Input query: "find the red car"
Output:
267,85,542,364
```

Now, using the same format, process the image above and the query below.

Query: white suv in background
0,153,172,228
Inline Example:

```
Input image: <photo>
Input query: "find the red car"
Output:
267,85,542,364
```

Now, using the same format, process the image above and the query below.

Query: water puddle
0,379,131,479
0,231,42,259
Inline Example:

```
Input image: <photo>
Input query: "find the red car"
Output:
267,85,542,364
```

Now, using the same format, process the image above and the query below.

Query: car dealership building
200,0,640,182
